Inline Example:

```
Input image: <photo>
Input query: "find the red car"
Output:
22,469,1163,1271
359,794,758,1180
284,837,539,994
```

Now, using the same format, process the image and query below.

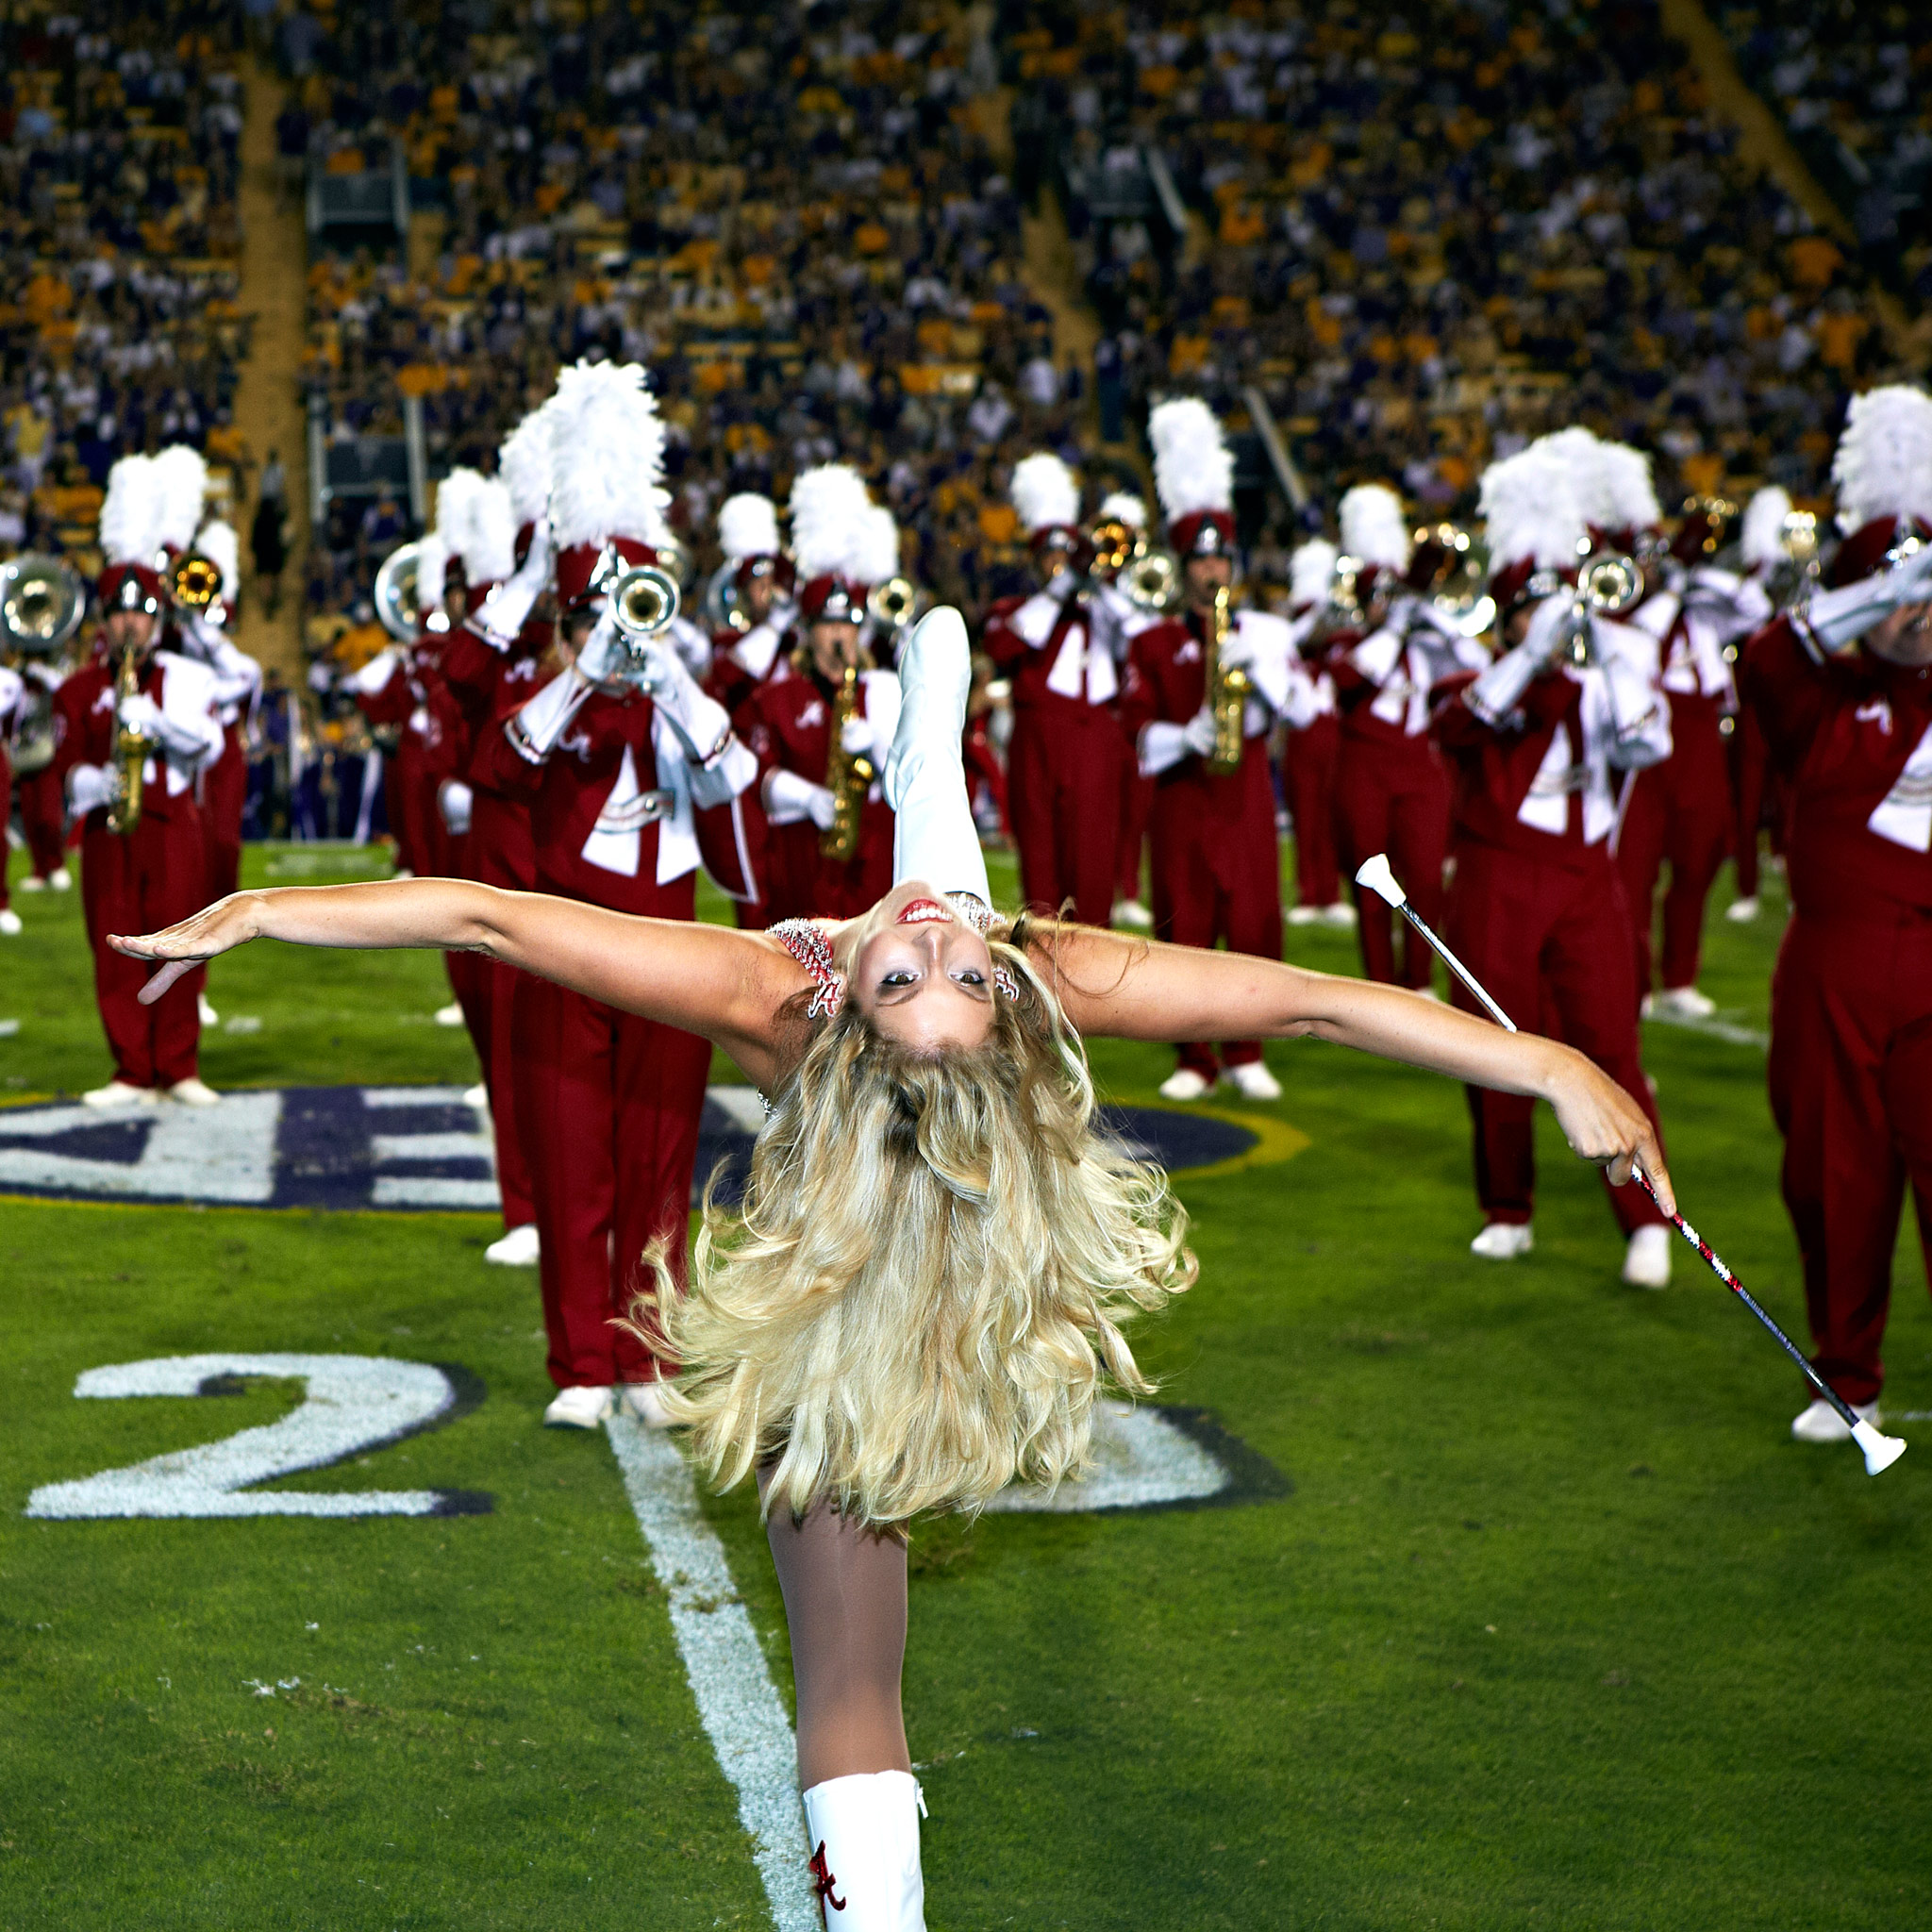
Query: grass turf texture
2,841,1929,1929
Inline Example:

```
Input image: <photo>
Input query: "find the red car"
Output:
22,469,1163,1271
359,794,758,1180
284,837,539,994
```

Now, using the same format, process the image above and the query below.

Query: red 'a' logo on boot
808,1840,846,1923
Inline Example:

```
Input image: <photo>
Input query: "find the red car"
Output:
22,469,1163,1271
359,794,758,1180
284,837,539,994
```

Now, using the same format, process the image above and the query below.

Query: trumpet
609,564,681,657
1088,517,1138,576
105,638,152,837
1561,550,1644,667
1122,545,1179,613
169,550,225,611
0,555,85,656
373,541,425,643
820,663,874,864
867,575,918,631
1204,585,1249,777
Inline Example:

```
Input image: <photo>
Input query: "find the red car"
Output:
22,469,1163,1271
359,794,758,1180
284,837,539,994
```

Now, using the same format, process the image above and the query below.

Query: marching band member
442,423,555,1269
981,453,1123,927
1095,488,1158,928
474,359,760,1428
1124,398,1314,1101
1740,384,1932,1444
1327,487,1487,984
705,491,795,714
0,657,23,932
739,464,901,924
53,455,223,1106
1280,537,1353,928
1726,485,1799,924
11,642,75,894
1431,444,1674,1284
1619,474,1772,1018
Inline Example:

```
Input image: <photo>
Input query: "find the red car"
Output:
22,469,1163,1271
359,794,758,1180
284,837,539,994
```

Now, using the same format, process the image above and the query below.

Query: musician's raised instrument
0,556,85,657
373,541,425,643
1204,585,1249,777
820,664,874,863
105,639,152,836
1560,550,1645,666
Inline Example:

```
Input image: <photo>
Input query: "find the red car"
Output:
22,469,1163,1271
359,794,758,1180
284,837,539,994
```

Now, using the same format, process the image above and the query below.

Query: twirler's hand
1542,1046,1674,1212
110,897,259,1003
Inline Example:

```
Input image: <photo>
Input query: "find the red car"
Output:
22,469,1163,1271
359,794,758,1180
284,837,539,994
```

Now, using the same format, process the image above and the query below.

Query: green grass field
2,840,1928,1930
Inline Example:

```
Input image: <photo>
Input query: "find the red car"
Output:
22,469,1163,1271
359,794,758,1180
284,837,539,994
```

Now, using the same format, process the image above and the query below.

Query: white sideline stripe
0,1090,280,1203
1641,1009,1769,1050
604,1416,815,1932
362,1085,473,1108
372,1175,501,1208
985,1403,1229,1513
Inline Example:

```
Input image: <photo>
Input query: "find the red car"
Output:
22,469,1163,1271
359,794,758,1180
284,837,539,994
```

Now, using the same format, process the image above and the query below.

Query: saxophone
1205,585,1250,777
820,664,874,864
105,639,153,836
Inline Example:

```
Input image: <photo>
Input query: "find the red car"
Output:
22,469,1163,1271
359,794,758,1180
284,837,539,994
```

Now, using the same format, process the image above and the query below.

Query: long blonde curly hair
638,923,1195,1528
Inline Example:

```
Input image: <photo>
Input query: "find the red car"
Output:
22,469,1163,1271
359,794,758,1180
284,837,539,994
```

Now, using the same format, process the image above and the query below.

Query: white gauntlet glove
67,762,115,818
118,691,211,762
1795,544,1932,655
507,668,593,762
764,767,838,830
438,779,474,835
117,691,163,740
473,524,552,646
1467,593,1573,723
637,637,732,763
1181,706,1221,758
571,606,628,687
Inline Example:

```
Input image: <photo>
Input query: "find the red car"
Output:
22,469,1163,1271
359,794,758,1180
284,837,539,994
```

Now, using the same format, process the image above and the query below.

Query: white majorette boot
883,607,990,907
802,1770,927,1930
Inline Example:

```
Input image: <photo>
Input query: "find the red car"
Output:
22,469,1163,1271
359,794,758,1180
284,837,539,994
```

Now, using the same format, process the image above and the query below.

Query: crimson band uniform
13,658,71,882
1282,606,1341,912
0,665,21,915
741,657,898,922
1617,562,1769,1000
1123,598,1305,1083
53,610,222,1089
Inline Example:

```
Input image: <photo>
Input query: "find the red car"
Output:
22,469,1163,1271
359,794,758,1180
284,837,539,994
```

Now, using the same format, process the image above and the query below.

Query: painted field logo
0,1087,1264,1213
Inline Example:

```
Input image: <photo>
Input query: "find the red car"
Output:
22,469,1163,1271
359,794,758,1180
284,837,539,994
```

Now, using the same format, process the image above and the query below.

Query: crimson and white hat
1150,398,1236,558
1010,452,1083,553
438,466,517,607
1740,486,1793,575
1828,385,1932,587
152,444,210,560
1097,490,1147,531
1289,538,1340,612
718,491,791,592
1480,445,1585,608
546,359,674,609
1338,484,1410,596
791,463,875,624
498,397,558,565
97,454,165,609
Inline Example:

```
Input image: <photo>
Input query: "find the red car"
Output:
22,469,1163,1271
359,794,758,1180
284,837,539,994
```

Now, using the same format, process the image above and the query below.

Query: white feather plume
99,455,161,564
789,464,874,581
1529,427,1608,526
1740,486,1792,570
1009,453,1081,535
435,468,485,553
498,402,556,528
1338,485,1411,570
1597,441,1660,532
412,533,450,614
851,504,901,586
545,360,670,551
195,519,241,595
1831,385,1932,534
718,492,781,562
466,477,518,583
1149,398,1233,521
1480,447,1585,574
1098,491,1147,530
152,444,210,554
1290,538,1340,606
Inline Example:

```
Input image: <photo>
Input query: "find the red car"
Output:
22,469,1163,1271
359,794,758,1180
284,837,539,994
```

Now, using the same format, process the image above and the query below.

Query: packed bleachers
0,11,251,569
1021,0,1913,539
1719,1,1932,293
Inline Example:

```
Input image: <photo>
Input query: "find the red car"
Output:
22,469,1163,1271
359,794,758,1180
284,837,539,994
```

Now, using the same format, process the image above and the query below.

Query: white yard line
1641,1008,1770,1050
603,1416,814,1932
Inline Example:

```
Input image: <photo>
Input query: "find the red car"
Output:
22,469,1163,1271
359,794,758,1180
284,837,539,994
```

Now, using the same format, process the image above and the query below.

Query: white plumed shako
1338,484,1411,572
718,492,781,564
1009,452,1081,538
1740,486,1793,571
1480,445,1586,576
1149,397,1234,519
1831,384,1932,535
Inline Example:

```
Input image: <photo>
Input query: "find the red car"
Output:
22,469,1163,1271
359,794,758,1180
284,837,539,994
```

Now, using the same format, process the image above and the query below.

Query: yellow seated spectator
325,147,365,175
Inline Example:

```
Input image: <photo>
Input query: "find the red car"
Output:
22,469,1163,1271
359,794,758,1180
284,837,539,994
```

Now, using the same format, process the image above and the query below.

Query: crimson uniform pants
1115,765,1154,907
1768,907,1932,1407
470,793,537,1230
199,723,248,901
1616,691,1733,1000
1333,729,1448,988
1006,704,1123,927
1729,704,1773,901
1282,713,1341,909
1151,758,1281,1080
1444,839,1666,1234
513,974,711,1389
18,765,68,877
78,810,208,1088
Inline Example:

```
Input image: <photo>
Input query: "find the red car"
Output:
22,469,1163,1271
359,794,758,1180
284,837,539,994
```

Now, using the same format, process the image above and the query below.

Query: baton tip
1853,1421,1908,1476
1354,853,1406,908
